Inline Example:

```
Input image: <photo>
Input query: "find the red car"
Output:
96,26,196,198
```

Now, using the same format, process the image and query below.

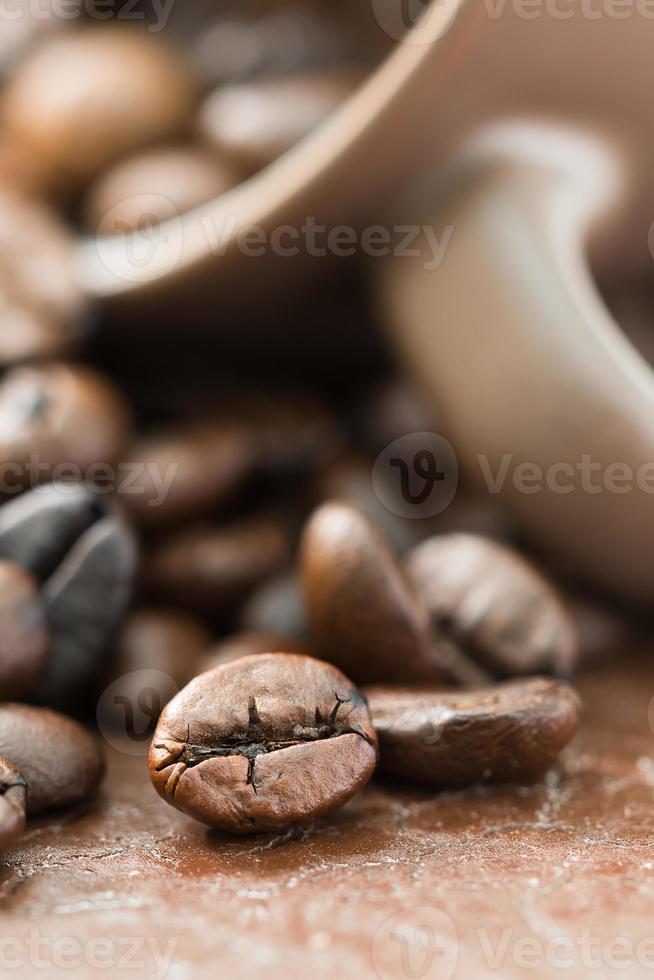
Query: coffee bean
199,69,363,174
0,190,88,370
198,633,308,674
0,362,131,489
84,144,239,235
0,757,26,854
121,418,255,529
366,678,581,787
2,26,198,191
101,608,212,730
405,534,578,677
33,514,137,712
300,501,451,685
146,517,290,617
0,480,103,579
149,653,377,833
0,483,137,711
0,704,104,813
0,560,48,699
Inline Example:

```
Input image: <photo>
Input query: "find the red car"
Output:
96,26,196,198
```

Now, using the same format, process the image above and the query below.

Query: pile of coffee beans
0,4,630,843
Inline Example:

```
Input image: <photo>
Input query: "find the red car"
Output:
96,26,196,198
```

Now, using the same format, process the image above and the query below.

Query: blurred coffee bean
101,608,212,731
405,534,579,678
84,144,240,235
0,703,103,813
0,362,131,490
366,678,581,788
0,560,48,699
121,419,255,529
146,517,290,616
240,571,307,638
301,501,450,685
0,483,137,711
199,69,363,175
0,190,88,370
33,515,137,711
0,480,102,578
218,393,344,481
0,757,26,854
198,631,308,674
2,26,198,192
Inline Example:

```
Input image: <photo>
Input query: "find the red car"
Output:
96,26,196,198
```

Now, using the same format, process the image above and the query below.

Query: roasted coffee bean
0,483,137,711
0,757,26,854
0,560,48,699
101,608,212,730
2,26,198,191
300,501,451,685
0,190,88,369
84,144,239,235
199,69,363,175
149,653,377,833
0,704,104,813
121,419,255,529
198,632,308,674
239,572,307,638
0,362,131,489
405,535,579,677
366,678,581,788
146,517,289,616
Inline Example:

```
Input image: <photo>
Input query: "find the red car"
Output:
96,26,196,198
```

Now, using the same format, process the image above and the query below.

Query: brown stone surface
1,655,654,978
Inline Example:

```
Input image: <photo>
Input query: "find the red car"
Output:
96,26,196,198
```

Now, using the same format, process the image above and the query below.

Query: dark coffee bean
239,572,307,638
0,560,48,699
33,514,137,712
0,362,131,489
0,190,88,369
0,704,104,813
0,757,26,854
84,144,239,235
366,677,581,787
405,535,578,677
101,608,212,730
121,419,255,529
146,518,289,616
198,632,308,674
2,26,198,191
199,69,363,175
149,653,377,833
300,501,451,685
0,481,103,579
0,483,137,710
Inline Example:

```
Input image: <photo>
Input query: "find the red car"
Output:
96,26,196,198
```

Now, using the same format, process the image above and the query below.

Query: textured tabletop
2,655,653,980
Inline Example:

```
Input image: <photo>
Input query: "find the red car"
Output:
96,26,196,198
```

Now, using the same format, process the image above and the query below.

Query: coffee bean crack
155,693,371,795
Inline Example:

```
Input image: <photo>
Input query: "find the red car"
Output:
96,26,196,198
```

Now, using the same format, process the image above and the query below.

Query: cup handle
378,122,654,603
